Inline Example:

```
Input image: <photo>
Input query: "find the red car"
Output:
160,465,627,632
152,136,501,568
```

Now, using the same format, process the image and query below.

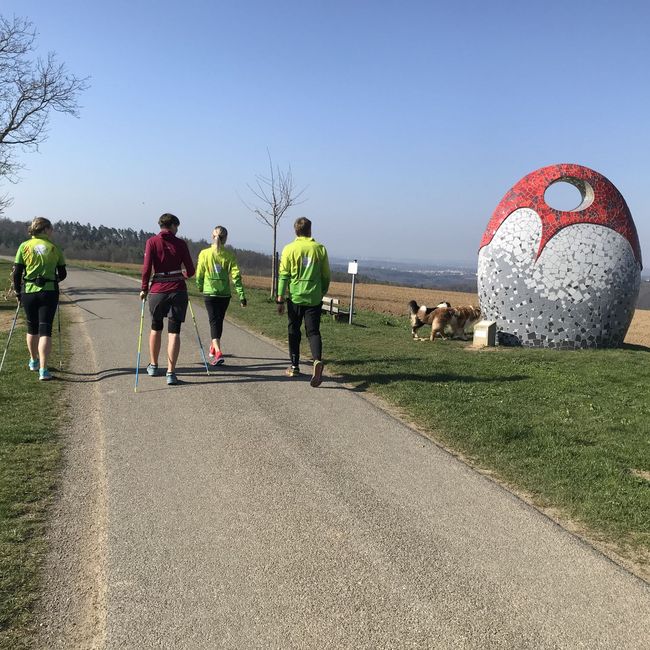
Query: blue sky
2,0,649,268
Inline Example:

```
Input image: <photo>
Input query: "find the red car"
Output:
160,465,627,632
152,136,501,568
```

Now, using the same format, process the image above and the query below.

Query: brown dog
408,301,481,341
448,305,482,340
408,300,452,341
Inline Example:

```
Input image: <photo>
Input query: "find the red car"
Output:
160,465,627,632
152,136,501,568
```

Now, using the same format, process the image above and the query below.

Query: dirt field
244,275,650,349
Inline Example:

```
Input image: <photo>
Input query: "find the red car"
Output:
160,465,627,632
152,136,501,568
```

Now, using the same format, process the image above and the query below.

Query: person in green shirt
195,226,246,365
12,217,67,381
276,217,330,387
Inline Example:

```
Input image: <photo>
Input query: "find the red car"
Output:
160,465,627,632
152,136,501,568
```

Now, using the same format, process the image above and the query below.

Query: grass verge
70,259,140,277
0,260,65,649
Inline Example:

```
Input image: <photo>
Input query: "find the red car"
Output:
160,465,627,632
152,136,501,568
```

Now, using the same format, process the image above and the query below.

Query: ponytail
213,226,228,252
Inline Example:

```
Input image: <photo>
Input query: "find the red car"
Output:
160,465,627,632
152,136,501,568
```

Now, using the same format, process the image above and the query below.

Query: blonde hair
212,226,228,252
28,217,53,237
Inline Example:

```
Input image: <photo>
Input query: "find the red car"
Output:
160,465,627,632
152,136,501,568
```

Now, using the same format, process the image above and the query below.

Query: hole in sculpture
544,181,584,211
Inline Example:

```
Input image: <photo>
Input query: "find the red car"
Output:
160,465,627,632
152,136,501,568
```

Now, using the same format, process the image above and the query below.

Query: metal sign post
347,260,358,325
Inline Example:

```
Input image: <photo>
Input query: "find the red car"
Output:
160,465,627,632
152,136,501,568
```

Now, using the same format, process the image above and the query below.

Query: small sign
348,261,358,275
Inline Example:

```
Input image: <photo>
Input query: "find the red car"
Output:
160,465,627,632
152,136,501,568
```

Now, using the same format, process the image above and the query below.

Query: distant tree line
0,218,273,276
0,217,367,284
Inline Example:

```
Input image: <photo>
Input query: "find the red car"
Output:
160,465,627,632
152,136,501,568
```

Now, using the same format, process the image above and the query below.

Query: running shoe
285,365,301,377
211,350,224,366
166,372,178,386
28,358,39,371
208,344,216,359
310,360,324,388
39,368,52,381
146,363,160,377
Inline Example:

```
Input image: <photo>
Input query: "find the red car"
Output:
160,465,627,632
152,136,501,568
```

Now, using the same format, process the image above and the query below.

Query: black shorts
149,291,188,333
21,290,59,336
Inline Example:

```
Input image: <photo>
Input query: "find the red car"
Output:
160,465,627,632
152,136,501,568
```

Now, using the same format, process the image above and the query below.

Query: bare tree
243,152,306,297
0,15,89,213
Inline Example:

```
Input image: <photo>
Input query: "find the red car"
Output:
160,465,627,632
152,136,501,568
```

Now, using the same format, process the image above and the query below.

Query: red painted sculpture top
479,164,642,268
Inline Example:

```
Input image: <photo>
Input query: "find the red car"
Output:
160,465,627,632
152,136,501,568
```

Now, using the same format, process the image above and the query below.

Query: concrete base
473,320,496,347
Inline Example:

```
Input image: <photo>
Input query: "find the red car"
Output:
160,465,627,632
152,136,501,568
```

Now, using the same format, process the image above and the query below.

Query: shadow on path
320,363,530,393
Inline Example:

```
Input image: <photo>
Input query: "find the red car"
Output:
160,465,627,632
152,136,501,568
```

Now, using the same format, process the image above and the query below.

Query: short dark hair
159,213,180,229
294,217,311,237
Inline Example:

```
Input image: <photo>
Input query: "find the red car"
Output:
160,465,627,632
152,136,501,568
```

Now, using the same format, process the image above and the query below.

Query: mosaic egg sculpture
477,164,642,349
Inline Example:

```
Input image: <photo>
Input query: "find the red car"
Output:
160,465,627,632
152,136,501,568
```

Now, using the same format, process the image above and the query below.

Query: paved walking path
39,267,650,649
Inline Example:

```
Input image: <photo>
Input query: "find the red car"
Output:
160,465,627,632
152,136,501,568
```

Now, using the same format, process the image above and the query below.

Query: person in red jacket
140,213,195,385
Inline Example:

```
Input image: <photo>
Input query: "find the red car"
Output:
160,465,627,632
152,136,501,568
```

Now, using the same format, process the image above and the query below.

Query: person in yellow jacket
276,217,330,387
195,226,246,365
12,217,66,381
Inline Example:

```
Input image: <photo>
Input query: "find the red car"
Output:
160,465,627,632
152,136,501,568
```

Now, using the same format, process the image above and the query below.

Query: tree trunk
271,227,277,298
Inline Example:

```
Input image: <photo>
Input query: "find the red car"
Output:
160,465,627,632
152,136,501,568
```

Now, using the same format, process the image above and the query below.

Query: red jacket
141,230,195,293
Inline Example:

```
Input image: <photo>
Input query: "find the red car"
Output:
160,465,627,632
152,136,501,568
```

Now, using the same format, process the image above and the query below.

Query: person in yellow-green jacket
276,217,330,387
12,217,66,381
196,226,246,365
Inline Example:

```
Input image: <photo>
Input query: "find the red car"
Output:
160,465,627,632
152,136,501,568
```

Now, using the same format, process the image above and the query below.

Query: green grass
70,258,141,277
0,261,65,649
224,287,650,564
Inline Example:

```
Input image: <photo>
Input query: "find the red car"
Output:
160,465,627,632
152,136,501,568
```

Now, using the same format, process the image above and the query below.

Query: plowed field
244,275,650,348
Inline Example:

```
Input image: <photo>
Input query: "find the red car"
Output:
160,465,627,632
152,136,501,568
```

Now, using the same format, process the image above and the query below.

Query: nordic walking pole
0,303,21,376
134,298,146,392
57,304,62,370
56,274,63,369
187,297,210,375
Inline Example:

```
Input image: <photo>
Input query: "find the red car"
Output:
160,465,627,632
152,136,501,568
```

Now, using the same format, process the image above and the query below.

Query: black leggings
21,290,59,336
204,296,231,340
287,300,322,367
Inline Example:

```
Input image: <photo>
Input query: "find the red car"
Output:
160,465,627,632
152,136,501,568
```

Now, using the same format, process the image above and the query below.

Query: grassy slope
0,261,65,648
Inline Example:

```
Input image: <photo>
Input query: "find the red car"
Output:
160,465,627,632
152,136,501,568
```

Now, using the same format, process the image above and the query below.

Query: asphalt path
41,267,650,649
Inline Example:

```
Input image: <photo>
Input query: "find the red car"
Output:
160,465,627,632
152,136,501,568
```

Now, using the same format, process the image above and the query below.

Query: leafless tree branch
0,15,89,212
242,151,307,296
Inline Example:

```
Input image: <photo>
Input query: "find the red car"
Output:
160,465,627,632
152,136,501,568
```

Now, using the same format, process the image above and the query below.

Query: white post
348,259,358,325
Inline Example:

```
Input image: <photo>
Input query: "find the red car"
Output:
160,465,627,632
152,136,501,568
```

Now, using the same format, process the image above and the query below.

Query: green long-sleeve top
14,235,66,293
277,236,330,306
195,246,246,300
